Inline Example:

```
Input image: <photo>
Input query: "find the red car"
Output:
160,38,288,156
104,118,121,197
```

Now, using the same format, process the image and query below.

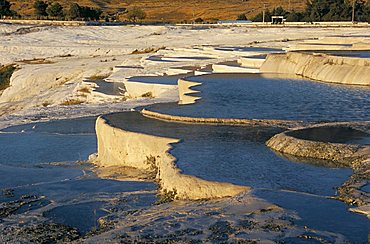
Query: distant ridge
9,0,306,22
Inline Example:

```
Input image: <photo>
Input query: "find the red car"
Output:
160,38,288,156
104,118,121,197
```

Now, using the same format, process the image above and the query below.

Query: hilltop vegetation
2,0,369,22
252,0,370,22
5,0,306,22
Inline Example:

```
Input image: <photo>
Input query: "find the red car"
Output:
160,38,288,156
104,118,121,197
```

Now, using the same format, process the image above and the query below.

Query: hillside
9,0,306,22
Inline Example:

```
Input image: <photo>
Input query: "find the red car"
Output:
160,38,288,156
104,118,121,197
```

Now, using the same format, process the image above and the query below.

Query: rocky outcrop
261,52,370,86
142,109,301,128
266,131,364,165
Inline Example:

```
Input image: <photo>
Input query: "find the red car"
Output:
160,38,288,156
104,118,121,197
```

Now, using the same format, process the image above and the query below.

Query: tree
271,6,288,16
194,17,204,23
68,3,81,20
250,0,369,22
127,7,146,22
67,3,102,21
353,0,370,22
46,2,64,18
286,11,303,21
80,6,102,21
251,9,271,22
33,0,48,17
236,13,248,20
0,0,14,17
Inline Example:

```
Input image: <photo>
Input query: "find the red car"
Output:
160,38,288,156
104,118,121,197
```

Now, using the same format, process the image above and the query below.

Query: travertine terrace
0,23,369,242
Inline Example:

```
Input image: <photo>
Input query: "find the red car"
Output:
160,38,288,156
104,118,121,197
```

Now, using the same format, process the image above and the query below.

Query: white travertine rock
92,115,249,200
261,52,370,86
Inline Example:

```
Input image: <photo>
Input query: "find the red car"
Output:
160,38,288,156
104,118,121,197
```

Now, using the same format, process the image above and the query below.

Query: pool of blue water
308,50,370,58
128,74,187,85
255,190,369,243
0,117,156,233
1,113,368,241
106,111,369,242
147,55,177,62
287,126,370,145
90,80,125,96
146,73,370,122
215,46,283,53
107,112,351,195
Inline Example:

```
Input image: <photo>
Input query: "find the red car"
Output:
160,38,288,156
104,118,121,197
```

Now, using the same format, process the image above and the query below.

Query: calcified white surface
0,24,367,123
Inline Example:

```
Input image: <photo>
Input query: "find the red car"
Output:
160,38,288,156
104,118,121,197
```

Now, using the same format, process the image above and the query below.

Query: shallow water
1,114,369,241
215,46,282,53
166,56,213,60
362,184,370,193
147,73,370,122
88,80,125,96
106,112,369,242
147,55,178,62
128,74,186,85
107,112,351,195
307,50,370,58
255,190,369,243
0,117,156,233
288,126,370,145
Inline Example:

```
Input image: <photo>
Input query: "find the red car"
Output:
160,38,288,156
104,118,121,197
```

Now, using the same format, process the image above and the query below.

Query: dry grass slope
9,0,306,22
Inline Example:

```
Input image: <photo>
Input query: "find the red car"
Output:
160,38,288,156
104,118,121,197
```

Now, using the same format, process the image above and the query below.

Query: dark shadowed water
309,50,370,58
215,47,283,53
287,126,370,145
128,74,186,85
147,73,370,122
90,80,125,96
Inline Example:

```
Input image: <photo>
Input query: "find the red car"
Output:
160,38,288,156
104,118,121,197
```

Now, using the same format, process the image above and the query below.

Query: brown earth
9,0,306,22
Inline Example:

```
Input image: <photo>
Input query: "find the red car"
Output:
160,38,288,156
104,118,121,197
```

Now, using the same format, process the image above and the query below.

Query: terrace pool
146,73,370,122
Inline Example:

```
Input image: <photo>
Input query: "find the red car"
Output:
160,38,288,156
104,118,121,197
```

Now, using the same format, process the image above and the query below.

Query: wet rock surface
82,194,348,243
0,193,50,218
0,223,81,243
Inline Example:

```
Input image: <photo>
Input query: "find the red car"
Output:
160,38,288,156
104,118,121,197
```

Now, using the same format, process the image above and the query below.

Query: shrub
61,99,83,105
127,7,146,22
155,189,177,205
194,17,204,23
236,13,248,20
46,2,64,18
33,0,48,17
141,92,153,98
67,3,101,21
0,65,16,91
0,0,15,17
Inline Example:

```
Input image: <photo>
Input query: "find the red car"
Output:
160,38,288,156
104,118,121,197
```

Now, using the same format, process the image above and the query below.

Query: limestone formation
91,115,248,200
261,52,370,86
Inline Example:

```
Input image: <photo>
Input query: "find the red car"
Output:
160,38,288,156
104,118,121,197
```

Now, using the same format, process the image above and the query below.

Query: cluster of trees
127,7,146,22
1,0,146,22
33,1,102,20
0,0,18,18
250,0,370,22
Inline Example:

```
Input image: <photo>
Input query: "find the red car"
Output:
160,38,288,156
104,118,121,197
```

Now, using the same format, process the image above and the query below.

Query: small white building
271,16,285,24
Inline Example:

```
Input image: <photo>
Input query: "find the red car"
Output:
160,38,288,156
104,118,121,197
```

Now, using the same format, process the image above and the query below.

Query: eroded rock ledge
142,109,302,128
90,114,248,200
266,124,370,217
261,52,370,86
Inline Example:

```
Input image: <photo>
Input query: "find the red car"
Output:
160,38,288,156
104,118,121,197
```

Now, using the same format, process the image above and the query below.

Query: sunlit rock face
261,52,370,86
93,114,248,200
